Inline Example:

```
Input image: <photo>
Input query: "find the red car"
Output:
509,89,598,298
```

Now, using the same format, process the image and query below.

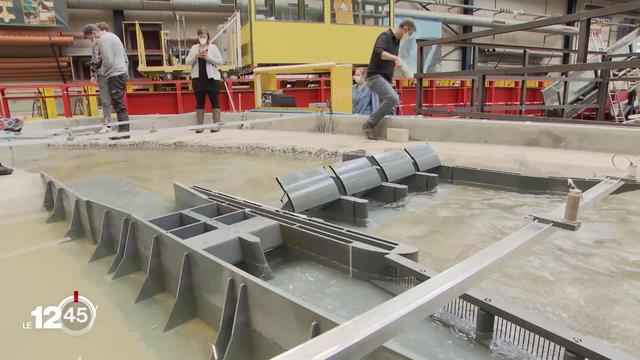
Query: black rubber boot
362,123,377,140
0,162,13,176
110,113,130,140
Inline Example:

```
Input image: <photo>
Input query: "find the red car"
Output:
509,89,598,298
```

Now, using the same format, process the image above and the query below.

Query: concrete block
387,128,409,142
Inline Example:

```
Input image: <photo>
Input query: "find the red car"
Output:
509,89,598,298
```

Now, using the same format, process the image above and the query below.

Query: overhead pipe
479,48,562,58
0,57,70,64
394,9,579,35
0,68,72,74
1,73,71,78
0,73,72,78
399,0,554,18
66,0,234,12
0,35,74,46
0,63,71,69
61,32,85,39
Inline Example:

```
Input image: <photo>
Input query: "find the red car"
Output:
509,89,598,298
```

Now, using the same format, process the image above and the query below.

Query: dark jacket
367,29,400,83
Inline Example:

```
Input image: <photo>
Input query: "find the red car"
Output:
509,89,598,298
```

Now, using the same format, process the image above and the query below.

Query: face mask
354,74,364,85
199,38,207,45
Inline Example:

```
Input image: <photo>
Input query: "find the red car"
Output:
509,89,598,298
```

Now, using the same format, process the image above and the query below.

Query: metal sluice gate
40,144,640,360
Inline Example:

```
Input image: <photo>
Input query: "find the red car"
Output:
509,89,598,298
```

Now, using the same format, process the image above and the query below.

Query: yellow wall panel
251,22,388,65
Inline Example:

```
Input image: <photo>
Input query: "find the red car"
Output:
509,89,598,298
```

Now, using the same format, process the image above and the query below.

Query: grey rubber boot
103,104,112,125
214,108,225,125
196,109,204,133
210,108,221,132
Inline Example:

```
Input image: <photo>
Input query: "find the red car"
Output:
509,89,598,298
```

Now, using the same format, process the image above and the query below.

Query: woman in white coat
185,27,223,133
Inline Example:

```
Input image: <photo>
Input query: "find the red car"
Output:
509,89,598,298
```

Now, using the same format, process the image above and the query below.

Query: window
331,0,390,26
255,0,324,23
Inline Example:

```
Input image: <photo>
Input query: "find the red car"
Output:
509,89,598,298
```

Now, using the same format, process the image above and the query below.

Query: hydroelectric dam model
41,143,640,360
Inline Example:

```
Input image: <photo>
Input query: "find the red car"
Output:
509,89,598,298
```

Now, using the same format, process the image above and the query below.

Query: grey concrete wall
21,111,640,156
258,114,640,155
17,111,279,134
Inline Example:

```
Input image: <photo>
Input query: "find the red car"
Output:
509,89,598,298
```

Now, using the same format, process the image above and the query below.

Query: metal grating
493,317,565,360
389,264,572,360
443,297,478,327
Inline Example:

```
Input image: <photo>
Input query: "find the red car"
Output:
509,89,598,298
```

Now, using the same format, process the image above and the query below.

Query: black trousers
107,73,129,132
194,79,220,110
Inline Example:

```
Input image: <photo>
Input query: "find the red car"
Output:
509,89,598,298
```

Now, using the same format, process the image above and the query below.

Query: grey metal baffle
329,157,382,196
276,167,341,212
405,143,441,172
371,150,416,183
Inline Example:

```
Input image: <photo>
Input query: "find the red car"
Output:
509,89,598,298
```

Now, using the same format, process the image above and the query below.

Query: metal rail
273,178,626,360
418,108,640,126
443,41,608,56
417,58,640,78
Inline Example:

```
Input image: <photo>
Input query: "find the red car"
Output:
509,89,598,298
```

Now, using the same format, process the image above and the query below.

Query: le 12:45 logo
24,291,97,336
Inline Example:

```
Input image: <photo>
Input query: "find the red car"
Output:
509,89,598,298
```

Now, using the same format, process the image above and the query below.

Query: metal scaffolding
415,1,640,124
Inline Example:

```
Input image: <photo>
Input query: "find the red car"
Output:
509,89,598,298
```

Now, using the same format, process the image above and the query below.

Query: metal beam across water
273,178,626,360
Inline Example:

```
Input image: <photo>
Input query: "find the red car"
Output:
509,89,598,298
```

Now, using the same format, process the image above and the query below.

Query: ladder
608,61,640,122
591,31,638,122
608,80,626,122
589,30,607,62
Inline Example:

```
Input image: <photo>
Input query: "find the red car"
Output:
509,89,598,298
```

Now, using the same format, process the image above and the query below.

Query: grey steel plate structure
276,167,341,212
404,144,441,172
329,157,383,196
40,168,639,360
370,150,417,183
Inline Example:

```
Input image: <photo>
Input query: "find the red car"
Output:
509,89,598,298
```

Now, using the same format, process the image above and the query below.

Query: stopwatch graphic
25,291,97,336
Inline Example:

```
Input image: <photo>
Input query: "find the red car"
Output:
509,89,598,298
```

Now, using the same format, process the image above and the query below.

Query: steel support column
562,0,578,65
470,46,478,108
576,19,592,64
460,0,473,71
562,71,570,117
596,56,611,122
113,10,125,40
416,45,425,114
519,50,529,115
476,73,486,112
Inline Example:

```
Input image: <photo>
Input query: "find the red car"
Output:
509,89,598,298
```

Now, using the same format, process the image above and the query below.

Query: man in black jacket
363,18,416,139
